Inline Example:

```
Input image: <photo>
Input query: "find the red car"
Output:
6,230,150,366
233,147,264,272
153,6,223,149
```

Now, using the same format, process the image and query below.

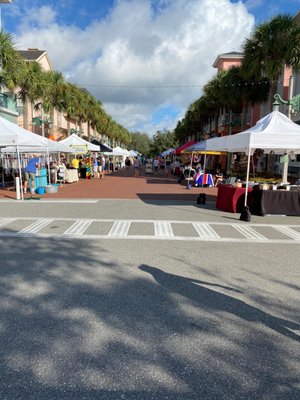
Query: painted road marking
272,225,300,241
0,218,16,228
232,225,268,240
19,218,53,234
154,221,174,238
63,220,93,236
193,222,220,239
108,221,131,237
0,218,299,243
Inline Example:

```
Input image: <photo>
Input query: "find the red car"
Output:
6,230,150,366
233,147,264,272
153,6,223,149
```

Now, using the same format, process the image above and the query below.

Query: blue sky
1,0,300,136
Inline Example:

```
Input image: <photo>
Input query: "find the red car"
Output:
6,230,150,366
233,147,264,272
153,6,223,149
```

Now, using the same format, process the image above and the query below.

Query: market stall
59,133,100,179
0,116,73,199
204,111,300,217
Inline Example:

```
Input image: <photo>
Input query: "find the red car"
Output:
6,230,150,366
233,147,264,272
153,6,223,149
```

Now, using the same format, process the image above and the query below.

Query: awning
91,139,113,152
175,140,195,155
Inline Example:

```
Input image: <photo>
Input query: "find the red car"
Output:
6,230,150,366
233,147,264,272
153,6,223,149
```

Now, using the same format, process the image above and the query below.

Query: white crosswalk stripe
0,217,300,243
193,223,220,239
108,221,131,237
232,225,268,240
63,220,93,236
272,225,300,240
19,218,53,234
154,221,174,238
0,218,15,228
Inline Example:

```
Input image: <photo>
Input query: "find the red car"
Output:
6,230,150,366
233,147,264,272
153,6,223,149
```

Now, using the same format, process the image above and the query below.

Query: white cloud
14,0,255,136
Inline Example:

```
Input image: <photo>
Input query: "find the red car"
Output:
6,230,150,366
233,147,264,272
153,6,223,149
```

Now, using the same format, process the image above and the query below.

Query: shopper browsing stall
23,155,40,194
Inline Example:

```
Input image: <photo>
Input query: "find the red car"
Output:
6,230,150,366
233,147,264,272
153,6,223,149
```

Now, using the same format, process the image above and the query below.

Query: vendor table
216,185,253,213
252,189,300,216
195,173,214,187
65,169,79,183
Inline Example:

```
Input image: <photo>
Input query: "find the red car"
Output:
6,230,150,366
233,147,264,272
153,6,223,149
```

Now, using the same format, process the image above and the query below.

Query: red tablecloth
216,185,253,213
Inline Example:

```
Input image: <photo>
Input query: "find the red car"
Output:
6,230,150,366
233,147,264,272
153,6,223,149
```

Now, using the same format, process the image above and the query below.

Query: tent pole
244,147,251,206
1,154,4,188
16,146,24,201
201,152,207,190
189,151,194,176
47,147,51,184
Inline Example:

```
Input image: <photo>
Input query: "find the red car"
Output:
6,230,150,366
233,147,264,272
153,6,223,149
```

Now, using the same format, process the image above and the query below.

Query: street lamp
272,74,300,183
0,0,13,30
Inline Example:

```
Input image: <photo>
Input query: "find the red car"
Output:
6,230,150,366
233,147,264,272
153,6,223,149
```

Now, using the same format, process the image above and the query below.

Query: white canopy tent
1,139,75,154
204,110,300,207
129,149,141,157
113,146,130,156
205,111,300,154
161,148,175,157
104,146,130,156
0,115,50,148
0,116,77,199
59,133,100,152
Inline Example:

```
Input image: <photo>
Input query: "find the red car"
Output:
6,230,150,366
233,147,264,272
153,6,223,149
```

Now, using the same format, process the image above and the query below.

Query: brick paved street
0,167,218,202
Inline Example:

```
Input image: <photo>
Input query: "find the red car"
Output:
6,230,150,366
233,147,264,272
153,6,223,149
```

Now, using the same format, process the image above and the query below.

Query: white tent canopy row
0,115,74,153
103,146,130,156
59,133,100,152
0,115,76,200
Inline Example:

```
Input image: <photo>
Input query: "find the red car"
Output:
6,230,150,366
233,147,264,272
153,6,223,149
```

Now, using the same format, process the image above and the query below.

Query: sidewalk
0,167,218,202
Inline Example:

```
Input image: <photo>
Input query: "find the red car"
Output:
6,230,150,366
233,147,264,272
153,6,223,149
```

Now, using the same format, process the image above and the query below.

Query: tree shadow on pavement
0,237,299,400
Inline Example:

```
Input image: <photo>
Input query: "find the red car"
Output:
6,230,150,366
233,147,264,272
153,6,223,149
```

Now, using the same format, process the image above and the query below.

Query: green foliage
129,131,151,155
150,129,178,156
242,15,300,80
241,14,300,110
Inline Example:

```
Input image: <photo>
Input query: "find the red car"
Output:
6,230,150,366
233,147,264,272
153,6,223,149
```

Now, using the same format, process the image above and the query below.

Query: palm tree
40,70,67,136
0,30,23,76
203,71,226,136
61,82,81,136
15,61,45,130
220,66,270,131
241,14,300,110
0,30,24,103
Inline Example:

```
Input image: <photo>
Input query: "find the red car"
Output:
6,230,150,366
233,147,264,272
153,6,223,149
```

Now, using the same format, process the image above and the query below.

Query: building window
16,98,23,115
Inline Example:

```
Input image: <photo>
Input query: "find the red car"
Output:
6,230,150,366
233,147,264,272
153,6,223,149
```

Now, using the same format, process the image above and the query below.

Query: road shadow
0,236,299,399
139,265,300,342
137,193,217,204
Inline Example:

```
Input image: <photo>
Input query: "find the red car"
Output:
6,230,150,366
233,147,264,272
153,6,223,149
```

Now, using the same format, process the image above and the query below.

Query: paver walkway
0,167,218,201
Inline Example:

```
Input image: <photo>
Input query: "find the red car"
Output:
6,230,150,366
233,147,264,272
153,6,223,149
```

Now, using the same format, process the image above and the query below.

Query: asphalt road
0,199,299,399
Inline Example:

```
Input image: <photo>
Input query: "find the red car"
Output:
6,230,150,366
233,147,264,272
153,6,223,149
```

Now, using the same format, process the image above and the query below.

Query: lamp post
272,74,300,183
0,0,13,30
